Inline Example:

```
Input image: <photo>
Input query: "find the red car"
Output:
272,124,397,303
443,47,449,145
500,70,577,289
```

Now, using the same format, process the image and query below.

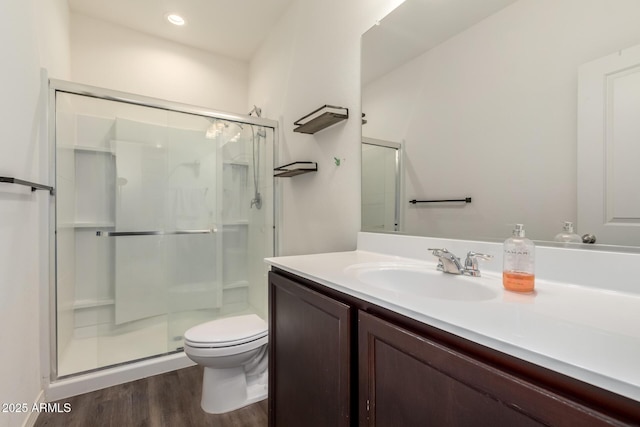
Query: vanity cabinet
359,310,540,426
268,271,352,427
268,269,640,427
359,311,629,426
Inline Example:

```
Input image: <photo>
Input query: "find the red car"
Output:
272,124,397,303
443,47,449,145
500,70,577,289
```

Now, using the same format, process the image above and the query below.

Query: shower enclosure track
96,229,216,237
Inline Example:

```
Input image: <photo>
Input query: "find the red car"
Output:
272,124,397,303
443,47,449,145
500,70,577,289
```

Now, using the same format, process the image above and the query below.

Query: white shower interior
54,90,273,377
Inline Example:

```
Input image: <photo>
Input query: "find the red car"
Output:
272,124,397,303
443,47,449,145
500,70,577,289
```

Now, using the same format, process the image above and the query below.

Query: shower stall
49,80,276,381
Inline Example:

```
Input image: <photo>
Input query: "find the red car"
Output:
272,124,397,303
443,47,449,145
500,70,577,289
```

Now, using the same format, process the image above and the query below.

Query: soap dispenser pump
503,224,535,293
554,221,582,244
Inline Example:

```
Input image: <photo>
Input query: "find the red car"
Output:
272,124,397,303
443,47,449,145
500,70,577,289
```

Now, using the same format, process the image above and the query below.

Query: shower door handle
96,228,217,237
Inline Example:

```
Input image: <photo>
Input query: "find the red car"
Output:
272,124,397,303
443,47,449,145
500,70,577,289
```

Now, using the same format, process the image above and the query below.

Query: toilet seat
184,314,268,348
184,334,268,358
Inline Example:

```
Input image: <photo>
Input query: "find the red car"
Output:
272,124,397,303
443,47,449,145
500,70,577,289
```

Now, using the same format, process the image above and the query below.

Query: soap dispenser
503,224,535,293
554,221,582,244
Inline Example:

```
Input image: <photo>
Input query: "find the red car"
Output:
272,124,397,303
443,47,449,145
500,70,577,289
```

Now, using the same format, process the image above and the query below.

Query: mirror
361,0,640,248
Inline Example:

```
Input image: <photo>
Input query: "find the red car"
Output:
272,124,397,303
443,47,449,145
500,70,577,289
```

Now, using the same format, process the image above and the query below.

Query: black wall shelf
274,162,318,178
293,105,348,134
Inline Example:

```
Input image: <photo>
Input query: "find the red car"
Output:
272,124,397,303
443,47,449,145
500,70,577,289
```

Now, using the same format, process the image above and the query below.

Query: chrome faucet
428,248,464,274
428,248,493,277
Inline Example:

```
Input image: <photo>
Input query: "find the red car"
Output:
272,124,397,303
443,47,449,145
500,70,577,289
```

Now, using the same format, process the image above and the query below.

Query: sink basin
345,262,498,302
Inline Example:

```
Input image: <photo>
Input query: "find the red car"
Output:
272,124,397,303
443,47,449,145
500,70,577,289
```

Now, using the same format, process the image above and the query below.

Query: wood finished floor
35,366,268,427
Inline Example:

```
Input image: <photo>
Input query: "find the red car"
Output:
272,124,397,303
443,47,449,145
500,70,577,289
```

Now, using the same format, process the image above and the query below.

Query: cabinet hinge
366,399,370,411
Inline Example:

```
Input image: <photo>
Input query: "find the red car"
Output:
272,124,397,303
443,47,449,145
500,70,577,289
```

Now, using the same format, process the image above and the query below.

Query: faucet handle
463,251,493,277
466,251,493,260
428,248,449,256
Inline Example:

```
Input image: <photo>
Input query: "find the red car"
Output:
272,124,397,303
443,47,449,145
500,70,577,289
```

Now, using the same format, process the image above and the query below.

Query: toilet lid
184,314,268,346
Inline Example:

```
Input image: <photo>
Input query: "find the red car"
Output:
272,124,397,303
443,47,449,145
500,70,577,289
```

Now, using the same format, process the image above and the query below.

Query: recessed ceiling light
166,13,186,26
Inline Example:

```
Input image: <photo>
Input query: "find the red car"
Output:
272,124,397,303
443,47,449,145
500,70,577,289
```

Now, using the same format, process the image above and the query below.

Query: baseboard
21,390,45,427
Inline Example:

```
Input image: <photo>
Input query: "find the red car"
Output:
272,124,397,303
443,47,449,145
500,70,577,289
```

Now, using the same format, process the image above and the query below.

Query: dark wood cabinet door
358,311,625,427
269,271,352,427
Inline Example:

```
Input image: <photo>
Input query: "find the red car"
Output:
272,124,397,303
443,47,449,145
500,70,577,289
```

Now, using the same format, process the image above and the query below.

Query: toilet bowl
183,314,268,414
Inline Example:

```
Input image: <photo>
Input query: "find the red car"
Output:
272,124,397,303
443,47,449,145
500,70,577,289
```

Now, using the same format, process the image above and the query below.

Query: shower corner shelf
274,162,318,178
293,105,348,134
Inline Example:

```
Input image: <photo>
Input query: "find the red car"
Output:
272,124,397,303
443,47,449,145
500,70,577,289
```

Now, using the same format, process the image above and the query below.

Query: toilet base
200,366,268,414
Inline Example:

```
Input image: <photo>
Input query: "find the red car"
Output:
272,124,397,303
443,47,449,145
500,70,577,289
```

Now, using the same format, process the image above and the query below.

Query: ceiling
68,0,295,61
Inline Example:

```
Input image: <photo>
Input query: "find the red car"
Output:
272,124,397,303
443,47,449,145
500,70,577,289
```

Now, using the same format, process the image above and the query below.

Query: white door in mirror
578,44,640,246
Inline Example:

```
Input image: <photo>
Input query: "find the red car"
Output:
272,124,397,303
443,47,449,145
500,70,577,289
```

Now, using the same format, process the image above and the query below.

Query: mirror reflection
361,138,401,232
361,0,640,248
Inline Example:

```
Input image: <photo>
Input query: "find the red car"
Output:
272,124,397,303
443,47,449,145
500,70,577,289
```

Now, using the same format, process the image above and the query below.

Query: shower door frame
47,79,279,382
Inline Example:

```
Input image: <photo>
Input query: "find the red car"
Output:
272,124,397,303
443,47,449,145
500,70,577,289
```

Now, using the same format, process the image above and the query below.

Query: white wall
0,0,69,425
363,0,640,242
35,0,71,79
71,13,249,114
248,0,404,256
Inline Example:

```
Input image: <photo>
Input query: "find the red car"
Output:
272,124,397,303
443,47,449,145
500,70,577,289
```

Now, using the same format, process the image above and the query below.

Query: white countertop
265,233,640,402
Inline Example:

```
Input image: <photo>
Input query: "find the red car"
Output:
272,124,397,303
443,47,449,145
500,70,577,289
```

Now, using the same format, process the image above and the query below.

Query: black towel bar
409,197,471,204
0,176,55,195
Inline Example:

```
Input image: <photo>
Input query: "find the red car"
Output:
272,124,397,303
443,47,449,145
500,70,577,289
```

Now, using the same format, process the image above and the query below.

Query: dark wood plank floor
35,366,268,427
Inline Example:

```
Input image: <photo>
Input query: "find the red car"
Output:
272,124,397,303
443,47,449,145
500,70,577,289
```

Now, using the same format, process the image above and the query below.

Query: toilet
183,314,268,414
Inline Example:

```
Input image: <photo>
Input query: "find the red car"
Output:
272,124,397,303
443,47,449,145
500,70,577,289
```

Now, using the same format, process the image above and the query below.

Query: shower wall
54,88,274,377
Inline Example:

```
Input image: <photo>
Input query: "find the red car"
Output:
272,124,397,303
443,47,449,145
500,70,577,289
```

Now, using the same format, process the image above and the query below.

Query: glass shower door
54,88,273,378
106,112,221,362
